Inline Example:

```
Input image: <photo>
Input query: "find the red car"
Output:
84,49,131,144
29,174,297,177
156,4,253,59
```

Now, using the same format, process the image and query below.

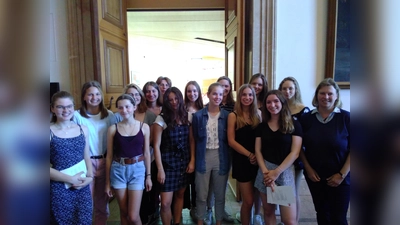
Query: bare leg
279,203,297,225
127,189,144,225
259,192,276,225
238,181,255,225
160,192,174,225
114,188,129,225
173,187,186,224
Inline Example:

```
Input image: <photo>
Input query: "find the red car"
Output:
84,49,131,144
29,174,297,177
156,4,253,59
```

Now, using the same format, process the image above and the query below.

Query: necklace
121,121,136,136
55,122,71,134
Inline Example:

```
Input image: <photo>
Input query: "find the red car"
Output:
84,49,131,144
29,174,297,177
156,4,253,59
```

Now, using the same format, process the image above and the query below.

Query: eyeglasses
55,105,74,110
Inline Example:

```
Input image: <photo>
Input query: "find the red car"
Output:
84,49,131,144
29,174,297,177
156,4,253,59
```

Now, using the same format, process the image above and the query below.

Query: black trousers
305,177,350,225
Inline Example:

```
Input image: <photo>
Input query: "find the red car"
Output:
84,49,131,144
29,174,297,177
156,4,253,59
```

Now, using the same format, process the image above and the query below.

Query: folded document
266,186,296,206
60,159,87,189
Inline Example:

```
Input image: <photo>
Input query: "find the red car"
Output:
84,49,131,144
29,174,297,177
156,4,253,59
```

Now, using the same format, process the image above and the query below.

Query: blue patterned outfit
50,126,92,225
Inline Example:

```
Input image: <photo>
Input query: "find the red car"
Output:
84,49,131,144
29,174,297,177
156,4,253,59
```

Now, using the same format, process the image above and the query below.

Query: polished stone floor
107,175,350,225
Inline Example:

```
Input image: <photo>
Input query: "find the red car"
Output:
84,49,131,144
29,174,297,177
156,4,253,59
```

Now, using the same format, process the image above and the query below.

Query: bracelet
248,152,252,158
146,174,151,177
86,175,94,178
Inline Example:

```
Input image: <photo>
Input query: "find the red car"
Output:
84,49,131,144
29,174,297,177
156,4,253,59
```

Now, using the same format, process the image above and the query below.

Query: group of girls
50,74,350,225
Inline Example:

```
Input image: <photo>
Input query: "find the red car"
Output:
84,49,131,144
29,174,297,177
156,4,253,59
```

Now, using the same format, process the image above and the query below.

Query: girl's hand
186,160,195,174
264,169,280,185
72,176,92,190
268,181,277,192
105,183,113,197
145,176,153,192
326,173,344,187
157,170,166,184
305,167,320,182
248,153,257,165
69,171,85,186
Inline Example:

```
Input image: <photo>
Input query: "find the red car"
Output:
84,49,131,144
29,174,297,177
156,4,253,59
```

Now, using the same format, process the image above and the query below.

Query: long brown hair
249,73,269,105
142,81,163,107
79,81,109,119
261,90,294,134
184,81,204,111
162,87,189,129
234,84,260,129
278,76,304,105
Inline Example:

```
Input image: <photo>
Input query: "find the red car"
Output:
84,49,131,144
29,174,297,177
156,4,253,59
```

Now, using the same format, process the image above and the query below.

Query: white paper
60,159,87,189
266,186,296,206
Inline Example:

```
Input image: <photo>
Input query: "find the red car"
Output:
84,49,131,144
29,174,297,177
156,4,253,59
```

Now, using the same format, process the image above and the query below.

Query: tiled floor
107,175,350,225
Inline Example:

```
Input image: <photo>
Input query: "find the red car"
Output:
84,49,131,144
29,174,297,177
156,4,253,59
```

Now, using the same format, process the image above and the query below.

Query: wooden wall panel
97,0,128,111
102,0,123,28
67,0,96,107
103,39,126,93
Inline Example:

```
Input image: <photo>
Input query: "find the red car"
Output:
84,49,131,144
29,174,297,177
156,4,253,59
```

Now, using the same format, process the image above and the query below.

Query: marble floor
107,175,350,225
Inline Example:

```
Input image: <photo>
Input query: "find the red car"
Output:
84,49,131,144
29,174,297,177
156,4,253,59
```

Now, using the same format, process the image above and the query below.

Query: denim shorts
110,160,145,190
254,160,295,195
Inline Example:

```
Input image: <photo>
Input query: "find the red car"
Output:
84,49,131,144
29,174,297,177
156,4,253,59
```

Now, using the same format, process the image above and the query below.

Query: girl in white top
73,81,116,225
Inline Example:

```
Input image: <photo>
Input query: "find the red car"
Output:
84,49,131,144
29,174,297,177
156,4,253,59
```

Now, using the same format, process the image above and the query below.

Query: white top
154,115,167,130
154,114,193,127
188,112,193,123
73,110,116,156
206,112,219,149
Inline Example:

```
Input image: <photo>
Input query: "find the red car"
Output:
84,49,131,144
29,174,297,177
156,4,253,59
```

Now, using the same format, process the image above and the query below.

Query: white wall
276,0,350,111
50,0,70,92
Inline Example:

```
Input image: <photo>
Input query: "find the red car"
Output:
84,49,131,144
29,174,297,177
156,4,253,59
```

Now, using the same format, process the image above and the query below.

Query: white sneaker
235,212,241,223
253,214,264,225
204,209,213,225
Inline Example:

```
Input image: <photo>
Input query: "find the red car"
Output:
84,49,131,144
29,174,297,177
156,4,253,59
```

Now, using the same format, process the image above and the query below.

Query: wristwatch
338,171,346,179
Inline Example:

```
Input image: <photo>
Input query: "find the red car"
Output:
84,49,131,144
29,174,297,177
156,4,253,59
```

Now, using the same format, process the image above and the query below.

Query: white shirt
73,110,116,156
206,112,219,149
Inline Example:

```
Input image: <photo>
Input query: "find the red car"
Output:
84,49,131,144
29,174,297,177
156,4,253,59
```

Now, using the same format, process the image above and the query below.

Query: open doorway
127,10,225,103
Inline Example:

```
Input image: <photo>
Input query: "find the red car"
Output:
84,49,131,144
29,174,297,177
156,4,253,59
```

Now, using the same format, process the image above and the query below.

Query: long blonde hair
234,84,260,129
278,76,304,105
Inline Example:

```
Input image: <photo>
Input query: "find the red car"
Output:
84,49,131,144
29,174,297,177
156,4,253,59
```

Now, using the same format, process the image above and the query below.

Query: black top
256,119,302,165
292,106,310,120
